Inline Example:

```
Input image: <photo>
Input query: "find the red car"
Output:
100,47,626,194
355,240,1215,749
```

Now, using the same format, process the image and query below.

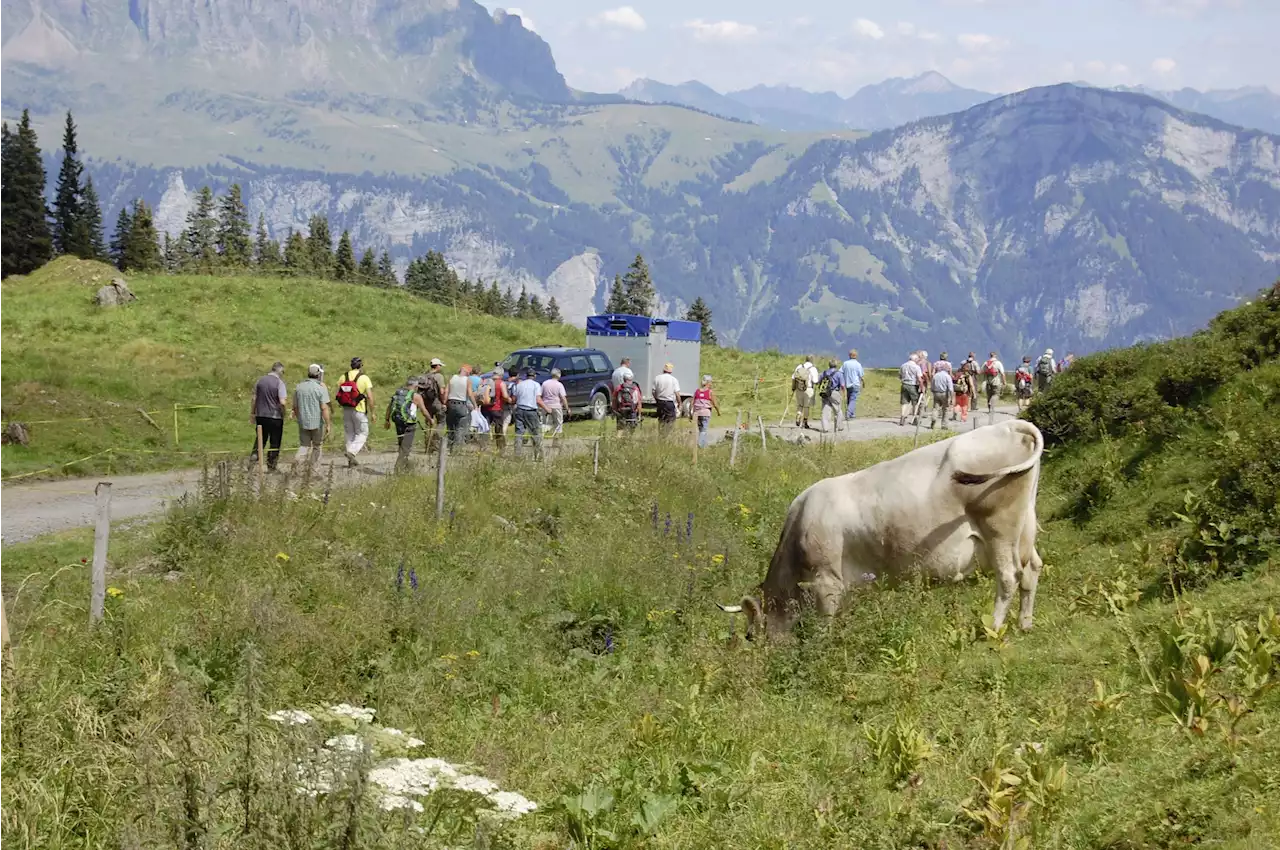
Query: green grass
0,258,901,478
3,418,1277,848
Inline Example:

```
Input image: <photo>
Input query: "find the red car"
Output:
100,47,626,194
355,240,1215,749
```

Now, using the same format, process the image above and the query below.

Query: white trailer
585,313,701,406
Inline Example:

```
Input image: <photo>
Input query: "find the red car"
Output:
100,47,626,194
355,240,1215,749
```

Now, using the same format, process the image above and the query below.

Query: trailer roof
586,314,701,343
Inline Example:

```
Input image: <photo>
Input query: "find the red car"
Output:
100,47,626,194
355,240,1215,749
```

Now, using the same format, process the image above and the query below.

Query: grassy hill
1,259,899,479
2,283,1277,847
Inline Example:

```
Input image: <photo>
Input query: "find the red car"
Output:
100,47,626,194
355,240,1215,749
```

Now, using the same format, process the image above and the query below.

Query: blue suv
499,346,617,420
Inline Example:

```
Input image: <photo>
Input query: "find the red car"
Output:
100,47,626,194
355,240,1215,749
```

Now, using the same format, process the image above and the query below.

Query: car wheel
590,391,609,421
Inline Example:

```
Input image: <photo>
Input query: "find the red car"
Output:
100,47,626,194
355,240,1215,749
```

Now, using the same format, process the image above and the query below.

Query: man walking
1035,348,1057,393
611,356,634,390
481,367,512,453
652,362,681,433
249,361,289,472
929,365,955,430
422,357,447,451
445,364,475,449
817,359,846,433
614,374,642,433
1014,357,1034,411
982,351,1006,415
541,367,569,441
932,351,954,423
512,368,546,460
840,349,865,420
384,375,426,472
336,357,374,467
899,352,923,427
292,363,330,471
791,356,819,429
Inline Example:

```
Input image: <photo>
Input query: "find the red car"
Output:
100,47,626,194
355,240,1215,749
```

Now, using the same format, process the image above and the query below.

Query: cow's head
717,589,800,641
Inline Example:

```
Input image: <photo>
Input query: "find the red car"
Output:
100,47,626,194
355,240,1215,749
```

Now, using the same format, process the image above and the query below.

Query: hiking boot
344,450,359,468
898,416,906,426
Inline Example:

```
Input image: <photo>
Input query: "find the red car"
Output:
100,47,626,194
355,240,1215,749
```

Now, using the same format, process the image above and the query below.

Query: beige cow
721,419,1045,639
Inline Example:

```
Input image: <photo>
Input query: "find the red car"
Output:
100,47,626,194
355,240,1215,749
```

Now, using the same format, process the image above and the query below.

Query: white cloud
504,7,536,33
683,19,760,43
1138,0,1243,17
591,6,647,32
1151,57,1178,74
918,30,943,43
957,33,1009,52
896,21,916,37
853,18,885,40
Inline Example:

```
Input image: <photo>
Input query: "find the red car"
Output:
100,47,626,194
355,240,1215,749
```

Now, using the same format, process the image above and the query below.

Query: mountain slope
1117,85,1280,135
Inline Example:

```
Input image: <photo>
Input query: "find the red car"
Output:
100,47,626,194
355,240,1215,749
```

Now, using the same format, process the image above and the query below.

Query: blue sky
488,1,1276,95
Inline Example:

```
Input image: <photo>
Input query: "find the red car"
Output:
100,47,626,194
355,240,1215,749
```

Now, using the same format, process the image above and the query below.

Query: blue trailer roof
586,313,701,343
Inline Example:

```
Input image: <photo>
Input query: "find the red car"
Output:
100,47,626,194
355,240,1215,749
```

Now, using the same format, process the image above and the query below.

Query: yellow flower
440,654,458,662
738,503,752,515
276,552,290,561
711,554,725,565
465,650,480,658
106,586,124,598
444,672,456,681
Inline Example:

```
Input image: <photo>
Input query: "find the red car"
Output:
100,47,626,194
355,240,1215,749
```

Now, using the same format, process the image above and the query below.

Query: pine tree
162,232,178,272
181,186,218,273
334,230,357,281
77,176,106,260
283,230,308,273
53,111,91,257
545,296,563,324
605,273,628,313
254,214,281,270
514,285,531,319
123,199,162,272
305,215,333,277
109,205,133,269
376,250,396,287
621,254,655,316
683,296,718,345
358,248,377,283
216,183,251,268
499,285,517,317
528,293,544,321
485,281,504,316
1,112,54,278
417,251,452,302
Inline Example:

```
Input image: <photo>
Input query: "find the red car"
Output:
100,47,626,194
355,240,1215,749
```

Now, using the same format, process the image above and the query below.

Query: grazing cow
721,419,1045,639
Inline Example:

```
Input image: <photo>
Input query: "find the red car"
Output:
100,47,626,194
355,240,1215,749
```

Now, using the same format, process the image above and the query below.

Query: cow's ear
742,595,763,638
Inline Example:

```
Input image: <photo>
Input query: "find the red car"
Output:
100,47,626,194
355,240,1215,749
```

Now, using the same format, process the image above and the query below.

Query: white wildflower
488,790,538,817
368,757,460,798
325,734,367,753
266,709,314,726
450,774,498,795
406,737,425,749
379,794,425,813
328,703,376,722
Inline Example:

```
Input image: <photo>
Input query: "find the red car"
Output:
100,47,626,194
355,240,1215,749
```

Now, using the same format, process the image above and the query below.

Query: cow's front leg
1018,547,1044,631
990,543,1019,630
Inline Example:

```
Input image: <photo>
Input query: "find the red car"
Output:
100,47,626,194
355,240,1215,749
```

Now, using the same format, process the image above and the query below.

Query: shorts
544,407,565,434
794,389,814,410
900,384,920,405
932,390,951,408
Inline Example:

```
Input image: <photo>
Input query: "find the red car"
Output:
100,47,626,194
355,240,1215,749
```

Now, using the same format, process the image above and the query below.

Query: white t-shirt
899,360,922,387
793,363,819,391
652,372,680,402
611,365,634,388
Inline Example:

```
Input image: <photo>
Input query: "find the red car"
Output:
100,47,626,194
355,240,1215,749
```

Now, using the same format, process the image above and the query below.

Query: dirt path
1,407,1019,545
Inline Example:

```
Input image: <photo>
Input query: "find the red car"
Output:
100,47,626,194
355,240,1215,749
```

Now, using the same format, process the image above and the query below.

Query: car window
570,355,590,375
502,353,556,373
588,354,610,373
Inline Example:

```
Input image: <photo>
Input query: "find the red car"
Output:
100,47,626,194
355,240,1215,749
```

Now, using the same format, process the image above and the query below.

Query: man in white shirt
511,368,547,460
611,357,634,390
792,356,820,429
899,353,923,426
652,362,681,432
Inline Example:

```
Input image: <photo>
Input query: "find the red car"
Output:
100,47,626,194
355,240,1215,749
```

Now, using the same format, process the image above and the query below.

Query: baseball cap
308,364,324,378
430,357,444,367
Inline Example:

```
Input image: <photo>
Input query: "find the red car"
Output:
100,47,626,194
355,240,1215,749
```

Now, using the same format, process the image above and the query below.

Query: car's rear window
588,354,610,373
501,353,557,373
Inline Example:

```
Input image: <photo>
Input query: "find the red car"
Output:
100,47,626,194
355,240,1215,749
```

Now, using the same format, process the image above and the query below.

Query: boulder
2,422,30,446
94,278,137,307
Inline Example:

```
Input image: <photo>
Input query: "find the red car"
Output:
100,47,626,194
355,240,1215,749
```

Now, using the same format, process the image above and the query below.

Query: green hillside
0,259,897,478
2,281,1278,848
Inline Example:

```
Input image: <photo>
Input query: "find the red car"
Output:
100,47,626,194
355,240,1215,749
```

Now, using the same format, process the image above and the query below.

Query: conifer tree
528,293,544,321
181,186,218,273
485,281,504,316
545,296,563,324
418,251,452,302
305,215,333,277
53,111,91,257
109,205,133,269
683,296,717,345
499,285,517,317
605,273,628,313
216,183,251,268
515,285,531,319
123,200,162,272
334,230,357,281
1,112,54,278
283,230,308,273
376,250,396,287
162,232,178,272
404,257,426,296
621,254,655,316
358,248,377,283
77,176,106,260
253,214,281,270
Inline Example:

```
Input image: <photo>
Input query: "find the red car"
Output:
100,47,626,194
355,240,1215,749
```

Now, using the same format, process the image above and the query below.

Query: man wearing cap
250,361,289,472
422,358,448,451
292,364,331,470
541,367,569,440
339,356,374,466
652,362,681,432
384,375,426,472
512,368,547,460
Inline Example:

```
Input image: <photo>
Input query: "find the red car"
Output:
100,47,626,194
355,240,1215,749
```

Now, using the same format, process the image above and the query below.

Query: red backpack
336,370,365,408
983,359,1000,377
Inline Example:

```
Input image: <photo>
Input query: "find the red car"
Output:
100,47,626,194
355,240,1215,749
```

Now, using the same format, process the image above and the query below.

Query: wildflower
380,795,425,812
489,790,538,817
80,557,87,564
465,650,480,658
664,513,672,536
604,627,614,653
326,734,367,753
328,703,376,722
106,586,124,598
266,709,314,725
711,554,725,566
738,503,751,516
687,511,694,538
451,774,499,795
276,552,290,561
440,654,458,662
409,568,418,591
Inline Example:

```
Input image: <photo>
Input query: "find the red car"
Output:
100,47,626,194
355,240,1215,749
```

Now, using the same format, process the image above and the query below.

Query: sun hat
430,357,444,367
663,362,673,372
308,364,324,378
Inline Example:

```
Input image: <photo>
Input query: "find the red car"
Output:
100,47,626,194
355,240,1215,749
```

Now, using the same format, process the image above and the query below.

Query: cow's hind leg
1018,547,1044,631
988,542,1019,631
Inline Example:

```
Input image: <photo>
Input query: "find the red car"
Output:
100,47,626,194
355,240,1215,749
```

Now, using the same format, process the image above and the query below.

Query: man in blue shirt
818,359,846,433
840,349,865,420
511,368,547,460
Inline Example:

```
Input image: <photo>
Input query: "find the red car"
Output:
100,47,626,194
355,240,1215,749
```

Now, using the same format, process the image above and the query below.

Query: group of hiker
789,350,867,432
896,348,1074,429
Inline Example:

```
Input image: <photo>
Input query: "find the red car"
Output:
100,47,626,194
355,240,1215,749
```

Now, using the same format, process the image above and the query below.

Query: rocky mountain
621,79,840,132
4,1,1279,363
1116,85,1280,136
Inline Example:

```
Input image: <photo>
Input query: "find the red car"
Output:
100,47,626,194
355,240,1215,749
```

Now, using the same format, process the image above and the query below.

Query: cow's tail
951,420,1044,485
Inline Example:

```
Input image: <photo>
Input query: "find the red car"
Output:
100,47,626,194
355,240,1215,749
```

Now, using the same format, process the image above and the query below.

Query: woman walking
692,375,721,448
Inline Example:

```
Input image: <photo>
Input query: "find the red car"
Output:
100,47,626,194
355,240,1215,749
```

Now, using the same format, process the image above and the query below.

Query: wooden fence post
730,411,741,466
757,416,767,454
90,482,112,625
435,434,448,520
173,403,180,449
593,438,600,477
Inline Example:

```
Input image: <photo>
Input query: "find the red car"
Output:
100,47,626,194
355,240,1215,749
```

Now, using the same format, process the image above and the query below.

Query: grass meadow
3,418,1277,848
1,258,903,479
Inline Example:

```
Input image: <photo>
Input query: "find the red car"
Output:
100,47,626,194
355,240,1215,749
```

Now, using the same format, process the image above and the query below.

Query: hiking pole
435,434,447,520
730,410,741,467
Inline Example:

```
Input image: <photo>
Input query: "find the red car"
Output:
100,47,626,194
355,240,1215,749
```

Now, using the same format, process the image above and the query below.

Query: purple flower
449,509,456,527
409,568,419,591
396,560,405,592
686,512,694,539
604,627,614,654
664,513,672,537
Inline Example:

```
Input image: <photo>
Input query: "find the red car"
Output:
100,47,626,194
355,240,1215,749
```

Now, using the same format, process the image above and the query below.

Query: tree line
2,110,717,340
